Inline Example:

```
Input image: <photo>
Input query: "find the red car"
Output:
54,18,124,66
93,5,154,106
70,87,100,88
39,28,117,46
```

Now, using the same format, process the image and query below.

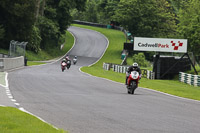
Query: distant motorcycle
61,62,66,72
127,71,140,94
66,60,71,69
73,57,77,65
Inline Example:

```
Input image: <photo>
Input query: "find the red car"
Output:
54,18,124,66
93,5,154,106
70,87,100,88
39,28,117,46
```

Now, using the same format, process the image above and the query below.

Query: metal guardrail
103,62,155,79
73,20,123,31
179,72,200,87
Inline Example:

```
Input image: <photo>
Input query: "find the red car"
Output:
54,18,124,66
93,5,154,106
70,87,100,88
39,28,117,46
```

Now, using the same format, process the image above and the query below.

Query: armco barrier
179,72,200,87
73,20,123,31
0,56,24,72
103,63,155,79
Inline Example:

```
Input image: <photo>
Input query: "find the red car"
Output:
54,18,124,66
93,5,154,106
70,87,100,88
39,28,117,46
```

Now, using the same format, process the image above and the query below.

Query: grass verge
0,107,66,133
27,61,46,66
75,24,200,101
0,72,6,86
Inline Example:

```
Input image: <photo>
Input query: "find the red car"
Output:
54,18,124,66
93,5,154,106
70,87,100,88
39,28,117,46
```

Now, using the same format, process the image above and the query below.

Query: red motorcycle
61,62,66,72
127,71,140,94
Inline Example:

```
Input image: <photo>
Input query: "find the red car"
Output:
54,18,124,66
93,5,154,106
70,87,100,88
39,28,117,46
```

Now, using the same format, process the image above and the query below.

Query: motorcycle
66,60,71,69
73,58,77,65
61,62,66,72
127,71,140,94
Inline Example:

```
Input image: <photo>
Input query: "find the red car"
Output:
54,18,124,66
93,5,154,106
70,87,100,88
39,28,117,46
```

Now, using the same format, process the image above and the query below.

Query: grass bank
26,31,74,62
0,30,74,66
0,107,66,133
75,24,200,101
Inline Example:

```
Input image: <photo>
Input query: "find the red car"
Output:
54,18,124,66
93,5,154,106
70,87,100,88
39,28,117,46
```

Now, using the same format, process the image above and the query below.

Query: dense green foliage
132,53,150,67
72,0,200,60
0,0,86,53
0,0,200,60
114,0,177,37
26,30,74,61
0,0,36,49
177,0,200,56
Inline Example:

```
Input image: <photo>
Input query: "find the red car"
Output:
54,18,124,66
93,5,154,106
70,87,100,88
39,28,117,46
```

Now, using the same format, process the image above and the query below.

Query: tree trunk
35,0,40,21
40,0,46,16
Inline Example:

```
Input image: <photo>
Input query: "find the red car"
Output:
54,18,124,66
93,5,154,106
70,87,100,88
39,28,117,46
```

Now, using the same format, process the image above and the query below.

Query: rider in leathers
125,62,142,85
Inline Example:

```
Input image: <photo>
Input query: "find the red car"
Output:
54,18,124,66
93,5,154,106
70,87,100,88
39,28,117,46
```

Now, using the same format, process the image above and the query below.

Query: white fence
179,72,200,87
103,62,155,79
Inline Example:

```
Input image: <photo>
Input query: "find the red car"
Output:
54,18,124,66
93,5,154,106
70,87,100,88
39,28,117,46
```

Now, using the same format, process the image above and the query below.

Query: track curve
8,27,200,133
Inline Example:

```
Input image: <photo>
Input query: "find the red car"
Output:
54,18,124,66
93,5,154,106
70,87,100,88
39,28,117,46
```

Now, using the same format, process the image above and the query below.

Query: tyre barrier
103,63,155,79
179,72,200,87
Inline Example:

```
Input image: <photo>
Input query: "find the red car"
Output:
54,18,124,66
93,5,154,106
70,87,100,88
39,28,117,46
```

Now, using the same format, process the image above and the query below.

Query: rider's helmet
132,62,138,68
63,59,66,62
66,55,69,60
74,56,77,58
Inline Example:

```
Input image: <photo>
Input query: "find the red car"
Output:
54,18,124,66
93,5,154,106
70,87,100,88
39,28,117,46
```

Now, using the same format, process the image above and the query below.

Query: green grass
0,107,66,132
0,72,6,86
187,64,200,75
83,67,200,100
0,49,9,55
0,30,74,132
140,79,200,100
0,31,74,62
76,24,200,101
73,24,126,65
27,61,46,66
26,31,74,61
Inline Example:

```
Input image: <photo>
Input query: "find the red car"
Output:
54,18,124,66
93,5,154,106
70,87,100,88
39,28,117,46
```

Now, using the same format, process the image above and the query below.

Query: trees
0,25,5,40
0,0,86,52
72,0,99,23
177,0,200,55
0,0,199,57
113,0,176,38
37,0,87,51
98,0,119,24
72,0,120,24
0,0,36,49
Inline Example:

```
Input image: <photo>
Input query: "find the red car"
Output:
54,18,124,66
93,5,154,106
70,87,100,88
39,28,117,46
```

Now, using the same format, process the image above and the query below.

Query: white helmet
133,62,138,68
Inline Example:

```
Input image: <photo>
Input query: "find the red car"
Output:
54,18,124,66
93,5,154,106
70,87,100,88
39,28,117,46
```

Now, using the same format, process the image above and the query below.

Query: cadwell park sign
134,37,187,53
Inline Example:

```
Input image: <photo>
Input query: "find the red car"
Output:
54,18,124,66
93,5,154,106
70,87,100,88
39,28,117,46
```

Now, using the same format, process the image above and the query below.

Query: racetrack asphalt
7,26,200,133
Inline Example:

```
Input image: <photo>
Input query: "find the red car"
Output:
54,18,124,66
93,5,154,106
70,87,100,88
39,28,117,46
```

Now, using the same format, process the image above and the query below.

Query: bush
27,25,41,53
132,53,150,67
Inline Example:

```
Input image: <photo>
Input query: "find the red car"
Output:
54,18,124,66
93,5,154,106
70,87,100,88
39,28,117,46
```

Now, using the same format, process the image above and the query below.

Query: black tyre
130,81,137,94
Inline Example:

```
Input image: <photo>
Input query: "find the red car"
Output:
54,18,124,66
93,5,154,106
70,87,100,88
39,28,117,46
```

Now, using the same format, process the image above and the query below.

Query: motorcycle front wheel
130,81,137,94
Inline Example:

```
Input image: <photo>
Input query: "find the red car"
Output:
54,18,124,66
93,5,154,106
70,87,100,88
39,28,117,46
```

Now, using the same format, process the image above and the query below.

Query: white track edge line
75,26,200,103
79,68,200,103
5,72,60,130
19,107,59,130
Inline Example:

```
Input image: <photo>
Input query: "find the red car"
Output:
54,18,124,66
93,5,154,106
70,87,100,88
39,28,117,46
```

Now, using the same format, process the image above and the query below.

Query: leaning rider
125,62,142,85
66,55,70,61
61,59,66,64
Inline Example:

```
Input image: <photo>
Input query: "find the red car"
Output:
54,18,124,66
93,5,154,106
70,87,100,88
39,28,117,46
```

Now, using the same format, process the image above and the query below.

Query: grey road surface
8,27,200,133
